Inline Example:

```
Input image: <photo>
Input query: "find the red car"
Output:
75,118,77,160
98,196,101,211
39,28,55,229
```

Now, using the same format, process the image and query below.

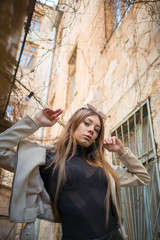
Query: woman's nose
88,126,94,134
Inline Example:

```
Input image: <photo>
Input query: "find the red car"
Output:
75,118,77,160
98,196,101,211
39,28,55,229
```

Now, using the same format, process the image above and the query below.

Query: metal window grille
111,98,160,240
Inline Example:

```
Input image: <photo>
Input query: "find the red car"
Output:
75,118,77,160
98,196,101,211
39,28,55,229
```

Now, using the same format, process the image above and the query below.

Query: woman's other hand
33,108,63,128
103,136,127,156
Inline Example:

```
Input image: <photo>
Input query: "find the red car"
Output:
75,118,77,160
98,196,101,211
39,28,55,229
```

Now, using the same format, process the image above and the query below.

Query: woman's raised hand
103,136,127,156
33,108,63,128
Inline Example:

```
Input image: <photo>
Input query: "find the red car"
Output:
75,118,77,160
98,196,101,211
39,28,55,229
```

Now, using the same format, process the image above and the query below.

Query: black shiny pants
94,227,124,240
62,227,124,240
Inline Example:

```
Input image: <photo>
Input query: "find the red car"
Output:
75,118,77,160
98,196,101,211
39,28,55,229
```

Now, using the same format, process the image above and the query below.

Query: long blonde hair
51,107,121,225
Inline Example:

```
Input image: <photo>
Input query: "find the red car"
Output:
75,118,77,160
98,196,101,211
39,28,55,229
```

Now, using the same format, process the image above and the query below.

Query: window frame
30,12,42,32
111,98,160,240
111,98,156,165
19,42,38,70
65,47,77,109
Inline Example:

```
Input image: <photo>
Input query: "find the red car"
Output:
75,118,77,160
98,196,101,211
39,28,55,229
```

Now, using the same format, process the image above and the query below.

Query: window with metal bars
111,98,155,165
111,99,160,240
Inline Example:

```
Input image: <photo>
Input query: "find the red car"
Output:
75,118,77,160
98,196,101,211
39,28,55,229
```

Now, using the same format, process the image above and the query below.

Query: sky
37,0,59,6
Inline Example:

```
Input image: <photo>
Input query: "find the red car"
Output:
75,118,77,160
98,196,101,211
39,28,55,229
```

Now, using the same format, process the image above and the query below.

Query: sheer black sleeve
39,152,58,202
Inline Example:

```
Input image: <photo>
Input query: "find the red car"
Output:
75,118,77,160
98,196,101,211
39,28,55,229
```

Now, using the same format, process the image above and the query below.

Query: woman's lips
84,135,91,141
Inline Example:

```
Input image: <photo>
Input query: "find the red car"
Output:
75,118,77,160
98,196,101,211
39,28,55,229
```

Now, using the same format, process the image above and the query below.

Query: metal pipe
37,6,64,142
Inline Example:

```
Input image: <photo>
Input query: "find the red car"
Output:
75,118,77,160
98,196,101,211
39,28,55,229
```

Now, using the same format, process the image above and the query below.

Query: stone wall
45,1,160,161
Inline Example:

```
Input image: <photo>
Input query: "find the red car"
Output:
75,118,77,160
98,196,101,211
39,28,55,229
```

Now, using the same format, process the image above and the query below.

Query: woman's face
74,114,101,148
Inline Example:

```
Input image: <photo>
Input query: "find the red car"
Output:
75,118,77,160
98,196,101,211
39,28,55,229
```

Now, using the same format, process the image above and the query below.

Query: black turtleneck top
39,147,116,240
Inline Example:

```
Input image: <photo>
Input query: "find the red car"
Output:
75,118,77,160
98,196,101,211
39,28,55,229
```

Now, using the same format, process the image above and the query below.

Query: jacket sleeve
111,148,151,187
0,116,39,172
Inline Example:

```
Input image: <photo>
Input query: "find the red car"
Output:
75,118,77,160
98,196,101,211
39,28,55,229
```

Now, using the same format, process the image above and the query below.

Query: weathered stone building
0,2,62,239
0,0,160,239
0,0,36,239
0,0,36,132
44,0,160,239
7,3,57,141
7,3,63,239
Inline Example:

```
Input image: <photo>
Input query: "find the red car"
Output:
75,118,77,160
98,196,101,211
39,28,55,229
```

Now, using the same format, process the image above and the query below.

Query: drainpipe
37,6,64,142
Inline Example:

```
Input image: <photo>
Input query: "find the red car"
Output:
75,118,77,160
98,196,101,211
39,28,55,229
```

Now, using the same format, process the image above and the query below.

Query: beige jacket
0,116,151,237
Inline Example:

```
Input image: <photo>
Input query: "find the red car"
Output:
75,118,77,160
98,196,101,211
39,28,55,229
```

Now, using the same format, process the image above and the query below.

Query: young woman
0,106,151,240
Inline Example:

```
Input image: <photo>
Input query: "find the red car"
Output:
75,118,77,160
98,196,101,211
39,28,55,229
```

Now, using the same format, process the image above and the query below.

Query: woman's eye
84,121,89,126
95,129,100,133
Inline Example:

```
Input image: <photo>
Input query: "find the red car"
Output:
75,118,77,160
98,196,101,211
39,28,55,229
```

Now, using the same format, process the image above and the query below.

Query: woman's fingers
103,136,126,155
43,108,62,115
33,108,63,127
43,108,63,120
104,137,116,145
51,109,63,117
